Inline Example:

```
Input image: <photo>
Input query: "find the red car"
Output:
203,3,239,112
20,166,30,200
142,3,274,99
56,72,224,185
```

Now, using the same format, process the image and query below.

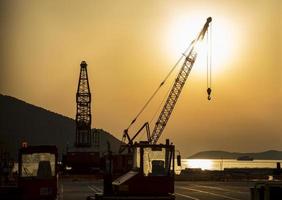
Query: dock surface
59,179,252,200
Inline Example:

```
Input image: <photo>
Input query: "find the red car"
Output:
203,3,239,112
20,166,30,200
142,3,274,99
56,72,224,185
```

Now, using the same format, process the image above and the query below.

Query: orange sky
1,0,281,156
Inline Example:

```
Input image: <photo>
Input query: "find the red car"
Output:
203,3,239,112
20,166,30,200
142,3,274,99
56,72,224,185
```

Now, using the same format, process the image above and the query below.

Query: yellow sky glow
0,0,281,157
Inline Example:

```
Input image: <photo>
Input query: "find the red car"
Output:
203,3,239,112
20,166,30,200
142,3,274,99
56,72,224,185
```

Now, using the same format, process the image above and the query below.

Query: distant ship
237,156,254,161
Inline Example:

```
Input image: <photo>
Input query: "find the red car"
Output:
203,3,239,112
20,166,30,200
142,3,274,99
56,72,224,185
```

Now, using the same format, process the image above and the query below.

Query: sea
176,159,282,172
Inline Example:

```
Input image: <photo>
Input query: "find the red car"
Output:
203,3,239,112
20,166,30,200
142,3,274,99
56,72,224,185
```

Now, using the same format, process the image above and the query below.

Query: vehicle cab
92,139,177,200
18,145,58,200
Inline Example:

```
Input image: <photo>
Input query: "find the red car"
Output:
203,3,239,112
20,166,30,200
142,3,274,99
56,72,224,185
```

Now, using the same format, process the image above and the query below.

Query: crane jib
121,17,212,149
150,17,212,144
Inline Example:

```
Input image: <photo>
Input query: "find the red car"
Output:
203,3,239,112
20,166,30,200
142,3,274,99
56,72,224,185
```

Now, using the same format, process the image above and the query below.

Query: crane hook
207,88,212,100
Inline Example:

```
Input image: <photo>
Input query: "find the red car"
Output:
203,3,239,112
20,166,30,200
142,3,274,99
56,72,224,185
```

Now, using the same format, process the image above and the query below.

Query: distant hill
0,94,122,160
189,150,282,160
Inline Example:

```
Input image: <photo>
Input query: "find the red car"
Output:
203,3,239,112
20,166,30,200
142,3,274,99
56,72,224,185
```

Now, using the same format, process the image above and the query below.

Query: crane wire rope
210,22,212,88
124,18,212,145
136,80,175,142
125,41,194,131
149,82,173,125
139,22,213,142
206,22,212,100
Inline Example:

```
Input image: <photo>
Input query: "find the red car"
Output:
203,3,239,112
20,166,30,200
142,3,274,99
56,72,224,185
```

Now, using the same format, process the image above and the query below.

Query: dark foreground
59,179,252,200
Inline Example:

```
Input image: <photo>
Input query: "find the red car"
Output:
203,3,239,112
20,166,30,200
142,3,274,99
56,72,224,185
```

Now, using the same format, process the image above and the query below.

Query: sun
188,159,213,170
165,15,237,77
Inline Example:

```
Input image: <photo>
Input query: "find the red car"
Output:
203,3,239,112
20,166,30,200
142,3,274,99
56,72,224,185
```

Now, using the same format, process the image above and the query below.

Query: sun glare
188,159,213,170
165,15,237,76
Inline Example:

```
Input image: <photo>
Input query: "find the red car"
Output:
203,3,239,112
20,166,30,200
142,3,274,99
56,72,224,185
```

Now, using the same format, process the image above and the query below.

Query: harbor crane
88,17,213,200
76,61,92,147
63,61,100,174
121,17,212,150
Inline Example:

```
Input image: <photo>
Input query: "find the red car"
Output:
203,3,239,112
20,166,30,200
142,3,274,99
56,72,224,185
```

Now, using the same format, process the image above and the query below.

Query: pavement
59,179,253,200
175,181,252,200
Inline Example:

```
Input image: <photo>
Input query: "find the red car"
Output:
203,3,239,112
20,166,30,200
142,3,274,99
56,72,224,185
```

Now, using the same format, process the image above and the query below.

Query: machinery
18,145,58,200
63,61,100,174
75,60,92,147
122,16,212,148
92,140,176,200
0,145,58,200
88,17,212,200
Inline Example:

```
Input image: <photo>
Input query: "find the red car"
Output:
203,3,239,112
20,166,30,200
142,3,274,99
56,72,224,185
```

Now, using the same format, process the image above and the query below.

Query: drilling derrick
76,61,92,147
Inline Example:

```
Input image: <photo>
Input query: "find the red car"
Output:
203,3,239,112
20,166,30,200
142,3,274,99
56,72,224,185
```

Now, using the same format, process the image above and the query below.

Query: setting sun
165,15,237,77
188,159,213,170
1,1,282,199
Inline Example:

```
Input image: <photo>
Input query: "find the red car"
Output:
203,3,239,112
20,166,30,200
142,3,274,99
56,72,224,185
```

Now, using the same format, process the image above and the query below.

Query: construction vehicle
63,61,100,174
88,17,212,200
18,145,58,200
0,144,58,200
90,139,176,200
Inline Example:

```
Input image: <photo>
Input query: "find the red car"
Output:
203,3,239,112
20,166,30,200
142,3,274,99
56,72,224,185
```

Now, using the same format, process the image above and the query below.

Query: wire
207,23,212,89
149,83,172,125
210,22,212,88
207,26,209,89
126,41,194,130
206,21,212,100
135,51,189,142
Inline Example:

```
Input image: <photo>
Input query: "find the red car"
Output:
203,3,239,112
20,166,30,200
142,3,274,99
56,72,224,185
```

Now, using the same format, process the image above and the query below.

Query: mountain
0,94,121,160
189,150,282,160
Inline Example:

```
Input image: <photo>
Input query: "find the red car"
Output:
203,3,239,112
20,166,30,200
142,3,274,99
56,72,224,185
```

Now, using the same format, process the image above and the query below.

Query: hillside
0,94,121,159
189,150,282,160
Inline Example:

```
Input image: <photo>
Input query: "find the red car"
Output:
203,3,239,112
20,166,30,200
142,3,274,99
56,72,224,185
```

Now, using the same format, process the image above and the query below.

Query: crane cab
91,139,176,200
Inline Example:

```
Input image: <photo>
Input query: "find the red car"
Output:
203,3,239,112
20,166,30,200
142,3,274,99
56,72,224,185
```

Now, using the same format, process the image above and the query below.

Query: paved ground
175,181,252,200
59,179,253,200
59,179,103,200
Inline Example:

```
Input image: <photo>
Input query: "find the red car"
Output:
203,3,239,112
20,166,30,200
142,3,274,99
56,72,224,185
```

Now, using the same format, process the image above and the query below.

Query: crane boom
149,17,212,144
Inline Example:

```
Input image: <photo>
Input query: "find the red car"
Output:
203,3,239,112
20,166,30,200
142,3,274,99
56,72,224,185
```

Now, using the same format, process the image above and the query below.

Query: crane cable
148,23,213,134
125,41,194,131
126,22,213,143
207,22,212,100
137,31,212,141
126,22,212,132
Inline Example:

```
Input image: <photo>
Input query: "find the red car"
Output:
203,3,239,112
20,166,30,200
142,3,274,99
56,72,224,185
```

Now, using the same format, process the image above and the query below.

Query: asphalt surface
175,181,252,200
59,179,253,200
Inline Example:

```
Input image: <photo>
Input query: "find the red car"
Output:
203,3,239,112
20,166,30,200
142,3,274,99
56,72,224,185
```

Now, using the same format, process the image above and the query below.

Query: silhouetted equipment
176,150,181,167
251,182,282,200
88,139,178,200
63,151,100,173
122,17,213,148
0,145,58,199
18,145,58,200
92,17,212,200
76,61,92,147
277,163,281,170
62,61,100,174
0,150,14,186
150,17,212,144
206,19,212,101
207,87,212,100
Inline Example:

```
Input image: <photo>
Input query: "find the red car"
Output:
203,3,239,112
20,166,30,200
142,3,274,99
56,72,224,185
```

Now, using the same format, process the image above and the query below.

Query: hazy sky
1,0,281,156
